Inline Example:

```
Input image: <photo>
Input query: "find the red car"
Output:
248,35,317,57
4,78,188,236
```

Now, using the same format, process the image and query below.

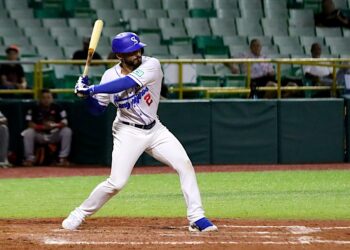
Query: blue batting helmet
111,32,146,53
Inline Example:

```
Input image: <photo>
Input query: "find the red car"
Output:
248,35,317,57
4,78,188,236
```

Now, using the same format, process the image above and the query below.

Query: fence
1,58,350,99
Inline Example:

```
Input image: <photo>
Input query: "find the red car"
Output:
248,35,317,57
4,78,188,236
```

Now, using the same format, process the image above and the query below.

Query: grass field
0,170,349,220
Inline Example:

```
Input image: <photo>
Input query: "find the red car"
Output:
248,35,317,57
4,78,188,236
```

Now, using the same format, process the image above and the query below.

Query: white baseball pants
0,124,9,162
22,127,72,161
74,120,205,223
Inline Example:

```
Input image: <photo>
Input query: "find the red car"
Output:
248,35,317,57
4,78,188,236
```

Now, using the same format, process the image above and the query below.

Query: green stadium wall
0,98,346,165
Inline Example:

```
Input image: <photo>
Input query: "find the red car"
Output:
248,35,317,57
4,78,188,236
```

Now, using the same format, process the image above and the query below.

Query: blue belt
121,120,156,130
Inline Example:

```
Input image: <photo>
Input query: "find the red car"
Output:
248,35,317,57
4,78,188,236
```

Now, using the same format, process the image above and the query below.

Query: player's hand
75,76,92,98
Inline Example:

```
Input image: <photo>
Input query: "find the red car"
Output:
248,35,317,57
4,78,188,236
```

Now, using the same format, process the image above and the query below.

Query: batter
62,32,217,232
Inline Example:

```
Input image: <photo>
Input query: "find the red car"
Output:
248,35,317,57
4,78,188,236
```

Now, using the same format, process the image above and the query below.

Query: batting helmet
111,32,146,53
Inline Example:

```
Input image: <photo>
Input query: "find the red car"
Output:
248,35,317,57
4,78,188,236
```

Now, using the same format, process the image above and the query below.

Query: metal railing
0,58,349,100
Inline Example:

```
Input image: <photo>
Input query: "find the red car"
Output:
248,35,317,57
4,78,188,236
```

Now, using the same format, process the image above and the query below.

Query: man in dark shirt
72,37,102,60
0,45,27,90
21,89,72,166
315,0,350,28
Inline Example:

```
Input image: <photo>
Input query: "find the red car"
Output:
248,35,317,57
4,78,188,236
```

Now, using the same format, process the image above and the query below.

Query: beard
122,56,142,70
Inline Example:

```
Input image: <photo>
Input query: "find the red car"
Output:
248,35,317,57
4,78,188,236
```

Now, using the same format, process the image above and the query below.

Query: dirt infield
1,218,350,250
1,164,350,249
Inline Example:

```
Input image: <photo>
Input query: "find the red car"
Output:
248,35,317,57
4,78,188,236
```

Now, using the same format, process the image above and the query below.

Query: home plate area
1,218,350,250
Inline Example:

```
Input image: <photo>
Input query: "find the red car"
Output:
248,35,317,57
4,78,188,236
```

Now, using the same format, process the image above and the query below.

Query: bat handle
82,63,89,77
83,49,94,79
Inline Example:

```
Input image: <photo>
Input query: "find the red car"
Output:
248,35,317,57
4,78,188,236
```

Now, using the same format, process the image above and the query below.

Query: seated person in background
107,51,116,59
303,43,334,86
231,39,277,98
21,89,72,166
336,61,350,93
315,0,350,28
0,45,27,90
0,110,11,168
72,37,102,60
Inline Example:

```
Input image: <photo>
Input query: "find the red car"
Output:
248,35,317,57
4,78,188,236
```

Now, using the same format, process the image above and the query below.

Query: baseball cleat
189,217,218,232
62,212,84,230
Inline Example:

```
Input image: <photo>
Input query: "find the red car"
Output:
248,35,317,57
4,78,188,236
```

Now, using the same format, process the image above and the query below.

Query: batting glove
75,76,93,97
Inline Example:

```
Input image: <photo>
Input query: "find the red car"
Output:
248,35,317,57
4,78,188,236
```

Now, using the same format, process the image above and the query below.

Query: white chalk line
42,224,350,246
43,237,350,246
221,225,350,230
159,233,280,239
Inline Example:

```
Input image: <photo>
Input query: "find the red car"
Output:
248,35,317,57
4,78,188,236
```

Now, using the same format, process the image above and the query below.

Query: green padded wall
1,99,347,165
68,101,114,165
142,100,211,165
343,96,350,162
278,99,344,163
211,100,278,164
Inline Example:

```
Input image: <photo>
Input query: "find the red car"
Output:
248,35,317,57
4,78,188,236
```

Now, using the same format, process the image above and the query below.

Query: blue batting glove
75,76,89,89
81,76,89,85
75,76,93,98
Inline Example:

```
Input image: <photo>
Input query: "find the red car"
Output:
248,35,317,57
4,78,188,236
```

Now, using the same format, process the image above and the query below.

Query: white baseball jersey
93,56,163,125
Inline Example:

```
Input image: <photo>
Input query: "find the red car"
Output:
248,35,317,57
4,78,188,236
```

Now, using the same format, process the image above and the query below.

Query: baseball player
62,32,218,232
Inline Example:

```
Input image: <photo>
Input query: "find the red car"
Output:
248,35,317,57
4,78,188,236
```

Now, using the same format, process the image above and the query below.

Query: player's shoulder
142,56,160,65
104,65,118,75
141,56,161,68
101,64,119,83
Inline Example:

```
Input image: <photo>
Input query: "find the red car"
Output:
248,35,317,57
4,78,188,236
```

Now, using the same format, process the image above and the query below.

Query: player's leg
21,128,46,165
58,127,72,159
48,127,72,163
0,124,9,165
62,124,147,230
146,122,217,231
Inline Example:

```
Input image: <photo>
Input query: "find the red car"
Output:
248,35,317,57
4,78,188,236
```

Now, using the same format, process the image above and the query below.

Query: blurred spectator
0,110,11,168
315,0,350,28
303,43,334,86
107,51,117,68
0,45,27,90
231,39,277,98
72,37,102,60
21,89,72,166
230,39,300,98
107,51,116,59
336,62,350,91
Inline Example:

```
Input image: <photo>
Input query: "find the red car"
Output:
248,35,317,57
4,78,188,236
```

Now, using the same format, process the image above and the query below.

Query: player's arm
76,58,160,97
28,121,46,131
75,76,138,115
26,109,45,131
49,108,68,129
84,96,108,116
76,75,138,96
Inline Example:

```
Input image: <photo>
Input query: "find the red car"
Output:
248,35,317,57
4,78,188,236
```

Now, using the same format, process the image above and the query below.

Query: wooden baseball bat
82,19,104,77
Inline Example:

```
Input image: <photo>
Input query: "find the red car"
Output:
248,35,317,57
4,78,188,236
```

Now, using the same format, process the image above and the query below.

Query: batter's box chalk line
41,224,350,246
42,237,350,246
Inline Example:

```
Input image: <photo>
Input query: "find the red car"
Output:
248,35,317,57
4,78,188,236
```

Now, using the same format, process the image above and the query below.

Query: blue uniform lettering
117,87,149,109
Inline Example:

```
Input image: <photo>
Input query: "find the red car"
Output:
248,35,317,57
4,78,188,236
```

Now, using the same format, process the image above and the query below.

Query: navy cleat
189,217,218,232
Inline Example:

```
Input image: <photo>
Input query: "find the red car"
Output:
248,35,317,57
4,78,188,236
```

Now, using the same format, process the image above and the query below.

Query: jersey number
144,93,153,106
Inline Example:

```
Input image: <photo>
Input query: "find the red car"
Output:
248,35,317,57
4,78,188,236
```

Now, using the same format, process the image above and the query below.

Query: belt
121,120,156,130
